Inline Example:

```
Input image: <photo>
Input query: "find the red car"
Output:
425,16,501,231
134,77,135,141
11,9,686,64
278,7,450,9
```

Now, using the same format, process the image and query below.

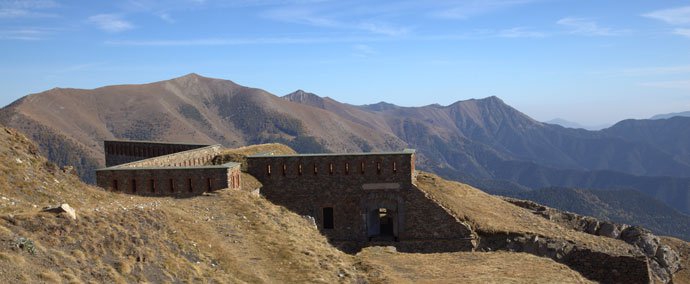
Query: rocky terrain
3,124,686,282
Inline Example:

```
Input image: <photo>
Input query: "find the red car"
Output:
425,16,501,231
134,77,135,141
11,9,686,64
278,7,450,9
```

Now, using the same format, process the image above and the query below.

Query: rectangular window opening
131,179,137,193
323,207,334,229
266,164,271,176
150,179,155,193
376,162,381,175
188,178,193,193
329,163,334,175
112,179,118,191
169,179,175,193
360,161,365,174
345,162,349,175
298,164,303,176
282,164,287,176
313,164,318,175
393,162,397,173
207,178,212,191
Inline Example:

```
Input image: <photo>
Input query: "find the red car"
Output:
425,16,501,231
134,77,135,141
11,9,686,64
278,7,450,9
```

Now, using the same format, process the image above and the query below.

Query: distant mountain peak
283,89,325,109
181,72,202,78
362,101,398,111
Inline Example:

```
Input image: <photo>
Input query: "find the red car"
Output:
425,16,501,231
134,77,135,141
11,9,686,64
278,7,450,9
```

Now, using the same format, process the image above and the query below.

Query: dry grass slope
415,172,635,255
358,247,593,284
0,127,364,283
0,128,614,283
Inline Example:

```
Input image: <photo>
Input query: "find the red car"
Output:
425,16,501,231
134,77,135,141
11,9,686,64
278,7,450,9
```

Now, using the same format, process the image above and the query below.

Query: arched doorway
362,193,403,241
368,207,397,240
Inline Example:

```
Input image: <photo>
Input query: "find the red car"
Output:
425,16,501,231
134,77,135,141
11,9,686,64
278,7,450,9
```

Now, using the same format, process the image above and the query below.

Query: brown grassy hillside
0,126,599,283
415,172,633,254
0,127,364,283
358,247,593,284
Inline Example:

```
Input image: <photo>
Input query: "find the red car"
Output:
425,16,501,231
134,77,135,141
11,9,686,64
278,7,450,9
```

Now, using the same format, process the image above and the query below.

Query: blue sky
1,0,690,126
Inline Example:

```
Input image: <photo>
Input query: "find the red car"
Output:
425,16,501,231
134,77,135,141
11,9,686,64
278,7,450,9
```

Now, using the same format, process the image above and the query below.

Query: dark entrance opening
367,207,398,241
378,208,394,236
323,207,334,229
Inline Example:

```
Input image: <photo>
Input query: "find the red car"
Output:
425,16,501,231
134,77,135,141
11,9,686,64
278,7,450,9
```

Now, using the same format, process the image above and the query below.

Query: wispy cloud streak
644,6,690,25
89,14,135,33
640,80,690,90
0,0,58,18
105,36,384,46
557,17,628,36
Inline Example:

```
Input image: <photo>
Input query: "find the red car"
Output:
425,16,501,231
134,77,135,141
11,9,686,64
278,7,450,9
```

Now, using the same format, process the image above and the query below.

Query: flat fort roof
104,139,213,147
248,149,416,158
96,162,240,171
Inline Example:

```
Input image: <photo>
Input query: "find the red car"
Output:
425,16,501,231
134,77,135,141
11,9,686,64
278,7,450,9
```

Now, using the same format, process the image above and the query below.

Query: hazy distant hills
651,111,690,120
1,73,689,238
545,118,610,130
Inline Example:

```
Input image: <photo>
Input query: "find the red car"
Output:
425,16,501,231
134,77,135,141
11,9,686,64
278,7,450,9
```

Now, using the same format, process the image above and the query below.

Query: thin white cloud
640,80,690,90
0,0,58,18
105,35,384,46
89,14,135,33
673,28,690,38
156,11,175,23
433,0,537,19
622,65,690,76
352,44,375,57
0,0,57,9
0,27,55,40
497,27,546,38
261,6,409,36
358,22,408,36
643,6,690,25
557,17,628,36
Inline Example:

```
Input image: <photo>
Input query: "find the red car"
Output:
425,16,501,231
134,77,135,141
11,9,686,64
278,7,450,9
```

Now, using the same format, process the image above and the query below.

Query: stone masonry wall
247,152,475,251
117,145,222,168
96,164,241,197
104,140,209,167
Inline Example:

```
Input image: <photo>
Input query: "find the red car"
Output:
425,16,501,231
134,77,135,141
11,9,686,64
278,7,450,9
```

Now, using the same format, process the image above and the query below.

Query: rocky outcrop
477,232,651,283
41,203,77,220
504,197,682,283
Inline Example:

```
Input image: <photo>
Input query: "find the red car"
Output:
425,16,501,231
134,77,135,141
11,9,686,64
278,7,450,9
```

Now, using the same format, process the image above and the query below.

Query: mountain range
1,73,689,239
651,111,690,120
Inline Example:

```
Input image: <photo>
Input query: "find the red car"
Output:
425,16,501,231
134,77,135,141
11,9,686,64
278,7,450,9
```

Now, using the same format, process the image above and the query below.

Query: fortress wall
565,249,652,283
104,140,210,167
117,145,222,168
96,164,241,197
247,152,475,250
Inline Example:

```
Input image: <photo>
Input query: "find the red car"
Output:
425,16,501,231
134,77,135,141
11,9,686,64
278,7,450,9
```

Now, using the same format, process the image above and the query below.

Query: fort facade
246,150,476,252
96,140,241,196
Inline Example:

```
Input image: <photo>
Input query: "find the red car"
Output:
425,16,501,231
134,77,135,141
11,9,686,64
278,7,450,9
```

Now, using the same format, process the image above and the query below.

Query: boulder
42,203,77,220
655,245,681,274
620,226,659,257
584,219,600,235
597,221,622,238
302,215,317,229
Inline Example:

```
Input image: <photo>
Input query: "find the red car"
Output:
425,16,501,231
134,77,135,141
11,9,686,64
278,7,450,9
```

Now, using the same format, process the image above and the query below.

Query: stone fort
96,139,476,252
95,139,663,283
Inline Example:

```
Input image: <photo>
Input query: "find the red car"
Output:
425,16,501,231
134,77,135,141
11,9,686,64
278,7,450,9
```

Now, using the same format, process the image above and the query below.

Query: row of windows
265,161,399,176
110,174,240,194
